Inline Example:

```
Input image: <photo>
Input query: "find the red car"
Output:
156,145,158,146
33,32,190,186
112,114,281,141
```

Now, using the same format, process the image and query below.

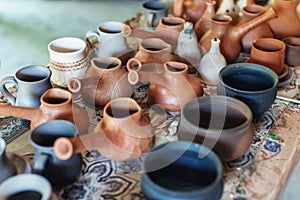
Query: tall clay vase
127,58,204,112
68,57,134,106
267,0,300,39
53,98,155,162
122,17,185,50
197,38,226,86
199,7,277,63
0,138,17,184
133,38,177,64
0,88,89,134
238,4,274,52
194,0,216,40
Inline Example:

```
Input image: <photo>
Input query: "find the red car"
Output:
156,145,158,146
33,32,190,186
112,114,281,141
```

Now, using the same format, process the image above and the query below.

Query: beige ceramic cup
48,37,89,88
282,36,300,67
249,38,286,75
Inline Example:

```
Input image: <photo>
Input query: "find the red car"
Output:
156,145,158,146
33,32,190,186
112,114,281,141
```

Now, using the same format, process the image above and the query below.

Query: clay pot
127,58,204,112
0,138,17,184
216,0,239,25
249,37,286,75
68,57,134,106
282,36,300,67
53,97,155,162
217,63,278,117
238,4,274,53
0,88,89,134
177,95,254,162
133,38,177,64
199,7,277,63
194,0,216,40
267,0,300,39
122,17,185,50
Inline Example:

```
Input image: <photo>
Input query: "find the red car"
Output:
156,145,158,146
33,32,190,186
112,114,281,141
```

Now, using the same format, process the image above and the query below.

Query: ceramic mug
0,174,52,200
30,120,82,188
48,37,89,88
0,65,51,108
85,21,130,60
142,1,168,28
282,36,300,67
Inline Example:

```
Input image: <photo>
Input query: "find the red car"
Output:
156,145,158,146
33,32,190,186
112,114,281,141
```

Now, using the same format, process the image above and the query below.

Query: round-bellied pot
217,63,278,117
141,141,223,200
177,95,253,162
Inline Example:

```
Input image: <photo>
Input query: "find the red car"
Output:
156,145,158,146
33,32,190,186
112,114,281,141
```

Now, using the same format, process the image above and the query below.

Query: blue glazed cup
141,141,223,200
217,63,278,117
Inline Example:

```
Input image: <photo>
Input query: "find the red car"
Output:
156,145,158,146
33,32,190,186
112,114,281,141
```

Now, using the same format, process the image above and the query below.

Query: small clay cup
141,141,223,200
249,37,286,75
217,63,278,117
178,95,253,162
282,36,300,67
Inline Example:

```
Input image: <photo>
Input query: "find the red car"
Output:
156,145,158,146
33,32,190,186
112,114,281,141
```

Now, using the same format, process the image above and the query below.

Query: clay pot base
277,65,289,80
277,66,294,88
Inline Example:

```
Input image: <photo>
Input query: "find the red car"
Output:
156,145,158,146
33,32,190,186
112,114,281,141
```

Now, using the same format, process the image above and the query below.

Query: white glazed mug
0,174,52,200
48,37,89,88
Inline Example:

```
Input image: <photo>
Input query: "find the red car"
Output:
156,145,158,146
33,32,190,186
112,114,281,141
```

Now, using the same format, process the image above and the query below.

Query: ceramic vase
68,57,134,106
197,38,226,86
0,138,17,184
53,98,155,162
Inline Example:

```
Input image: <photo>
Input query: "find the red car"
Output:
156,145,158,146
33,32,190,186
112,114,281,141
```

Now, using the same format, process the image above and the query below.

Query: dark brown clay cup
177,95,253,162
249,37,286,75
282,36,300,67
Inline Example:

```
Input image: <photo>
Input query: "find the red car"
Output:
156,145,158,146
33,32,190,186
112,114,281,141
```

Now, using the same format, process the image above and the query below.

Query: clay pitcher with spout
0,88,89,134
53,97,155,162
127,58,204,112
199,7,277,63
68,57,134,106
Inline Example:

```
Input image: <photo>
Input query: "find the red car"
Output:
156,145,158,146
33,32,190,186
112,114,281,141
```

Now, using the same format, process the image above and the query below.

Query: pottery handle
67,78,81,93
148,12,156,27
33,153,49,173
0,76,17,106
85,30,99,49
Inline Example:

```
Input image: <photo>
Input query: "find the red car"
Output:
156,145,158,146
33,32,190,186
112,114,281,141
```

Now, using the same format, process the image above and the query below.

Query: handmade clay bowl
141,141,223,200
217,63,278,117
177,95,253,162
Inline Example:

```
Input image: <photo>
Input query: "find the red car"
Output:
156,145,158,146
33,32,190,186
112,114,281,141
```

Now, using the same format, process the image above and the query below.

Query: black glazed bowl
141,141,223,200
217,63,278,117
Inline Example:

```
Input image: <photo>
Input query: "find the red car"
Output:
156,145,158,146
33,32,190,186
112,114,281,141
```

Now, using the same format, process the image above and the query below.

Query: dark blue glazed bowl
217,63,278,117
141,141,223,200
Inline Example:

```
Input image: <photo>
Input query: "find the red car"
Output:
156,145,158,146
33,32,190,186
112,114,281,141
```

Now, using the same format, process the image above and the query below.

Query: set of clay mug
0,0,300,199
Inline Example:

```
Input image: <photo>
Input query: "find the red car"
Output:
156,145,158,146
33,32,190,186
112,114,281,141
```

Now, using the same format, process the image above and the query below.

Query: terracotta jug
0,88,89,134
238,4,274,52
127,58,204,112
194,0,216,40
199,7,277,63
122,17,185,50
267,0,300,39
0,138,17,184
53,98,155,162
68,57,134,106
216,0,239,25
133,38,178,64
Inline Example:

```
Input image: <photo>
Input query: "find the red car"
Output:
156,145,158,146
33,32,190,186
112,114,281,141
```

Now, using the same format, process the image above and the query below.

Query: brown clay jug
53,97,155,162
122,17,185,50
199,7,277,63
267,0,300,39
127,58,204,112
238,4,274,52
0,88,89,134
133,38,178,64
194,0,216,40
68,57,134,106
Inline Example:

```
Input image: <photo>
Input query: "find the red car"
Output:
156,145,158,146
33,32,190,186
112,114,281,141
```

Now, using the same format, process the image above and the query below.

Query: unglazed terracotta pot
238,4,274,53
0,138,17,184
199,7,277,63
216,0,239,25
68,57,133,106
267,0,300,39
177,95,253,162
127,58,204,112
282,36,300,67
122,16,185,50
0,88,89,134
249,37,286,75
53,98,155,162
